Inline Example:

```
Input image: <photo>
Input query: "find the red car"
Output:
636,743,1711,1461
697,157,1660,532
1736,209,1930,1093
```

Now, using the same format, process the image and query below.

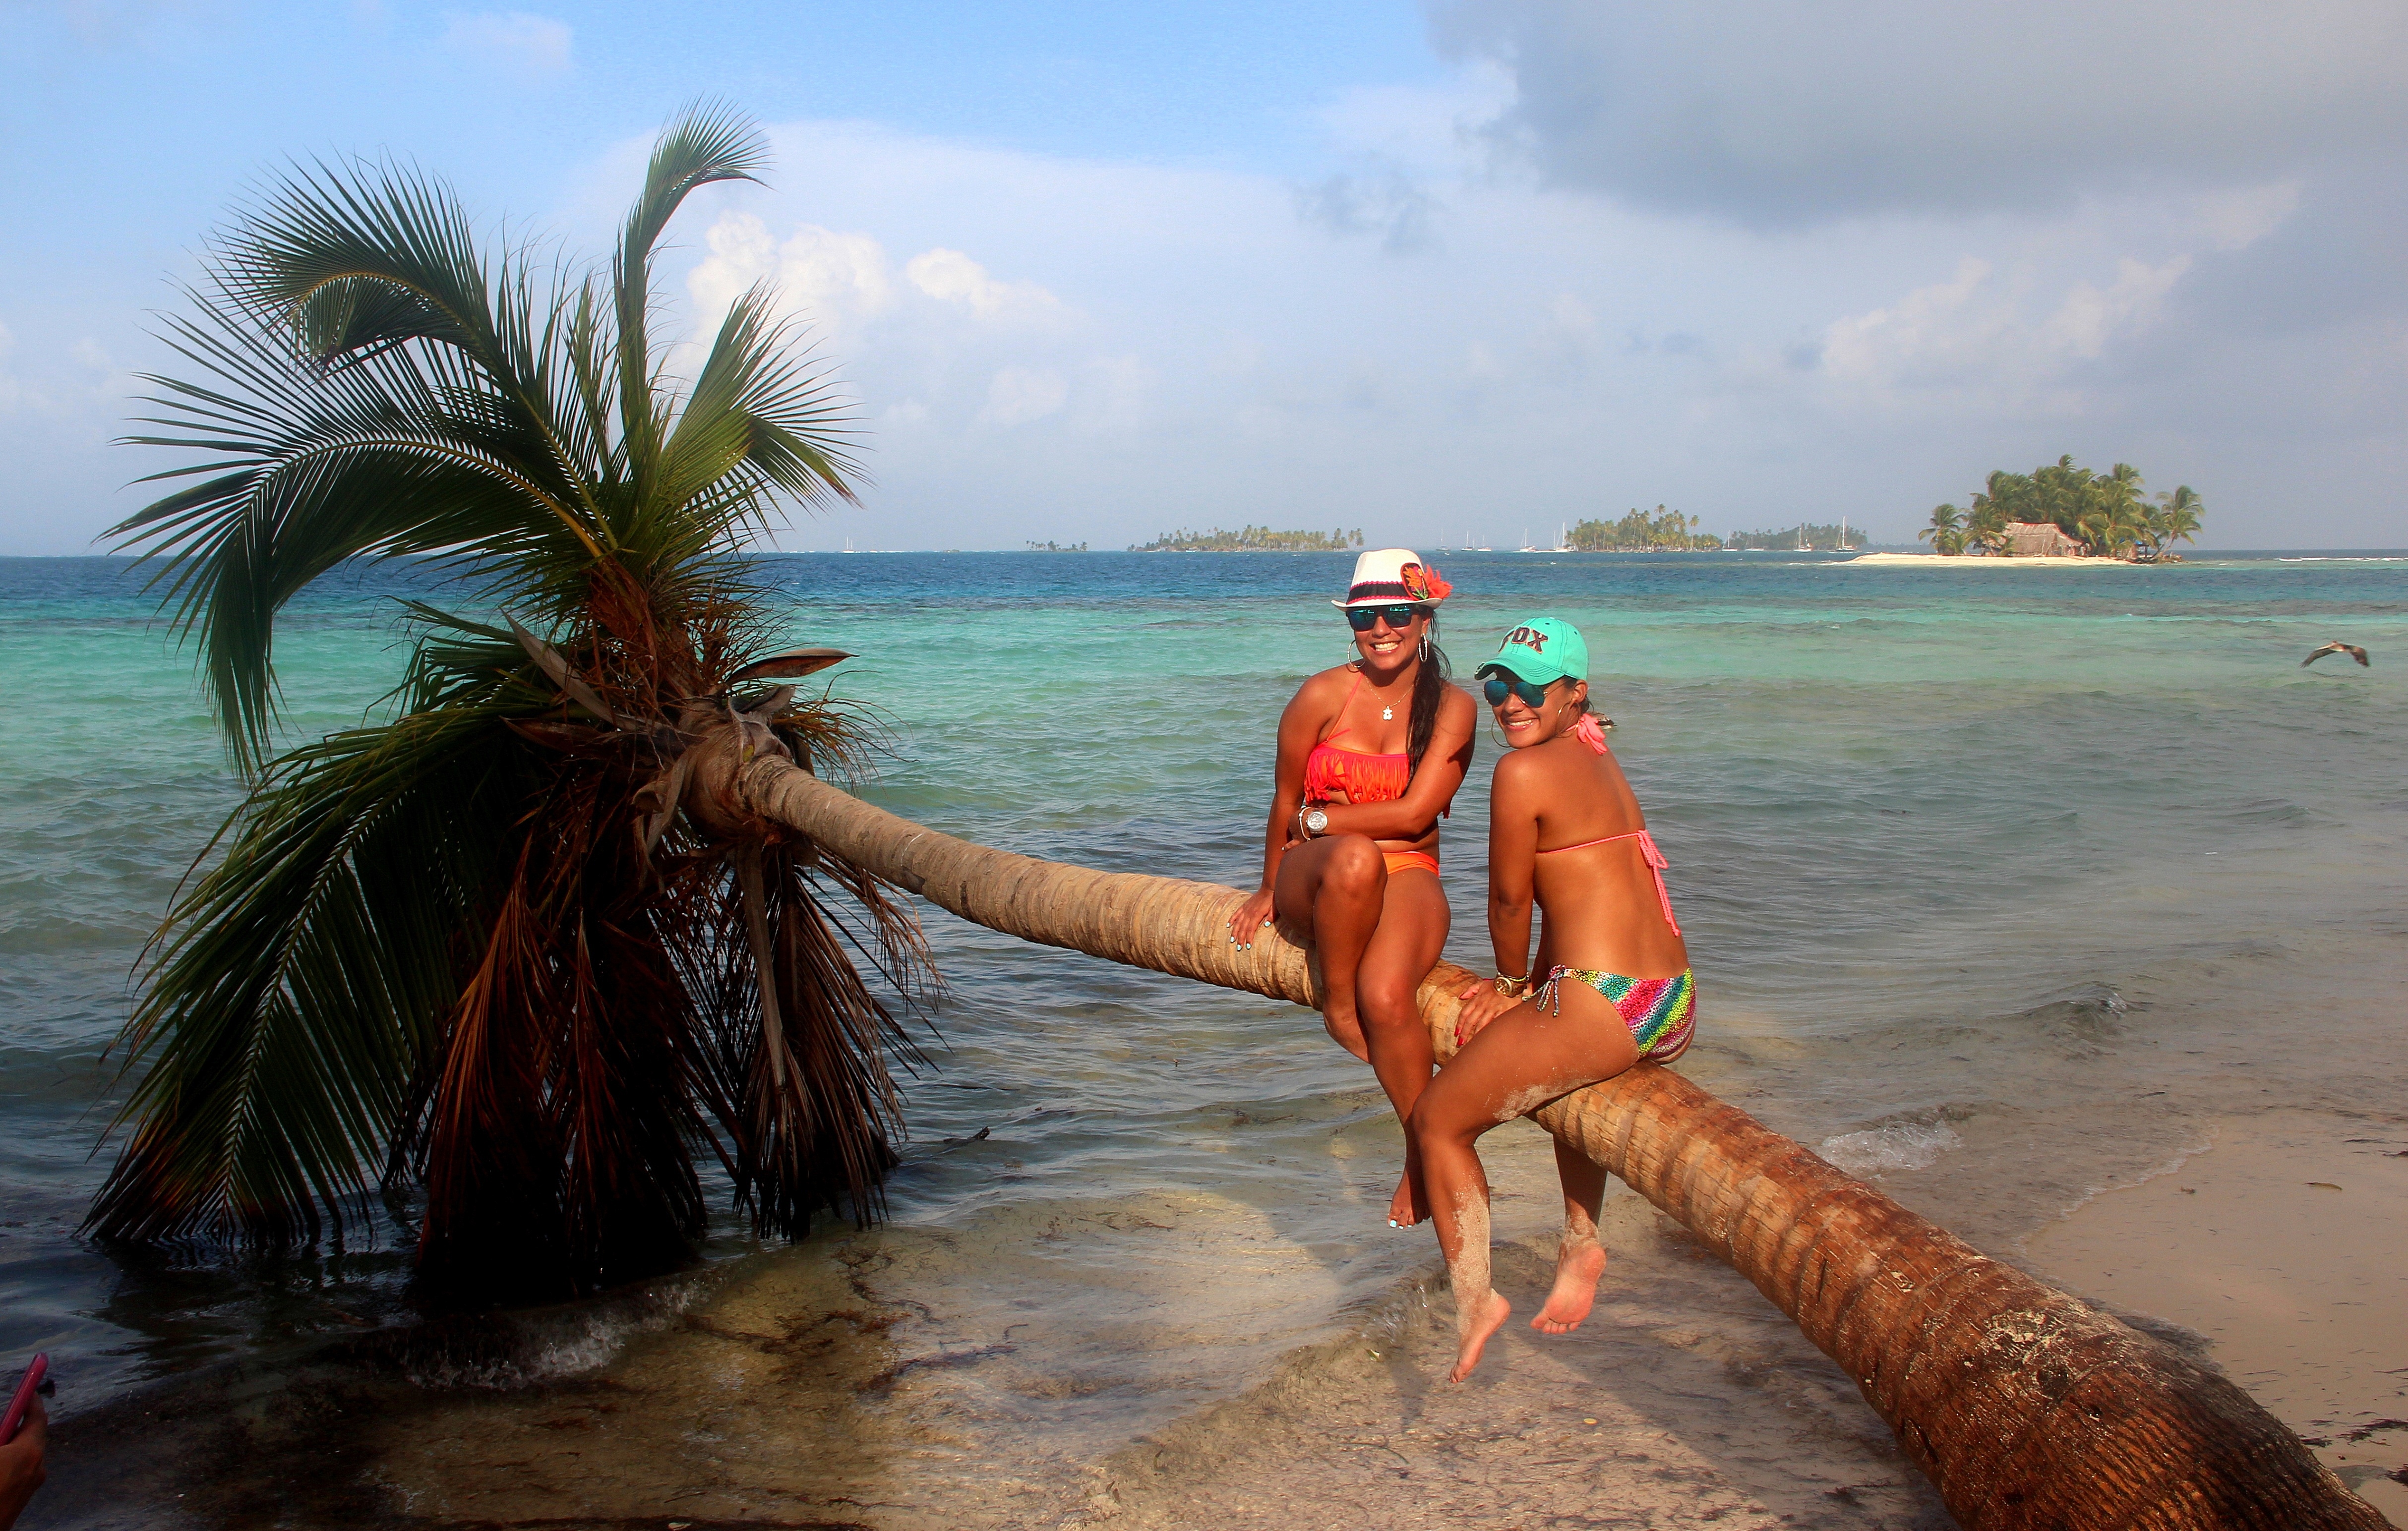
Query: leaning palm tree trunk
722,753,2383,1531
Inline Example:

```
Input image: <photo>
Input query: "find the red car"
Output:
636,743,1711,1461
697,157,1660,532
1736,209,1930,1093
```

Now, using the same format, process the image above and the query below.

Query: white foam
399,1279,710,1390
1819,1121,1964,1178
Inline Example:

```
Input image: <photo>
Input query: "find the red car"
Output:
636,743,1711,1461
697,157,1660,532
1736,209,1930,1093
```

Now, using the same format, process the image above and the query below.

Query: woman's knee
1409,1091,1481,1152
1356,973,1422,1030
1319,834,1384,894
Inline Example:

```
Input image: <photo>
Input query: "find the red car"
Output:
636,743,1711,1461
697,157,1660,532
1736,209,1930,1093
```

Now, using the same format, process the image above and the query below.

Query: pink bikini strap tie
1631,829,1680,937
1571,712,1610,754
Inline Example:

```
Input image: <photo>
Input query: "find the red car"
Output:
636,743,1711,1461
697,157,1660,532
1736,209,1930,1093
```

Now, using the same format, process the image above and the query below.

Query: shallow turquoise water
3,549,2405,1424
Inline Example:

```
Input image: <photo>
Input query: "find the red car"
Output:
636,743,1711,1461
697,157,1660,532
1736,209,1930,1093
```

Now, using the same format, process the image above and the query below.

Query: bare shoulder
1493,735,1603,793
1281,664,1357,723
1291,663,1357,700
1490,741,1549,793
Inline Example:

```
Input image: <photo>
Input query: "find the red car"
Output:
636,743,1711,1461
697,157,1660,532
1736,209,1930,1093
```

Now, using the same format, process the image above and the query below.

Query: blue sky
2,0,2402,552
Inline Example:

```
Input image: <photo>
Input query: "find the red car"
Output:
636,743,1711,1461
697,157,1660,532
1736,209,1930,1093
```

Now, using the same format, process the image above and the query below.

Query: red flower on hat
1400,562,1451,602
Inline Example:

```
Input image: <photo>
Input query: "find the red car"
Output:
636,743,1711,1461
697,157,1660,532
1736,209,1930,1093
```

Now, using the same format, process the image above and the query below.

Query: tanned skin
1229,605,1476,1228
1415,672,1688,1381
0,1395,46,1530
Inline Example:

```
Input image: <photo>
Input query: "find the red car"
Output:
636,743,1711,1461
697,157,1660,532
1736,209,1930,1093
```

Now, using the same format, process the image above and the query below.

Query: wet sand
2025,1110,2408,1525
35,1108,2402,1531
37,1125,1950,1531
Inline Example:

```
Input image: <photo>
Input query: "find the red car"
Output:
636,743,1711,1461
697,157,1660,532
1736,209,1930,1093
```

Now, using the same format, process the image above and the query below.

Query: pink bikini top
1533,711,1679,936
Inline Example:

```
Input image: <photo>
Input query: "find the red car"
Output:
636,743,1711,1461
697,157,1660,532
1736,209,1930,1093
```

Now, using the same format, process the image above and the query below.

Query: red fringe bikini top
1303,668,1430,809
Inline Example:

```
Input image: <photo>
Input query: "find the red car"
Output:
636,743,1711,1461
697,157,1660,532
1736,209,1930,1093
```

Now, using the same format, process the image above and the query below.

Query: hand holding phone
0,1356,45,1447
0,1354,46,1531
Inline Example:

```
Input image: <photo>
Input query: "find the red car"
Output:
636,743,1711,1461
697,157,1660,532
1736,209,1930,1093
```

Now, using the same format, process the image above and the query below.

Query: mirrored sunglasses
1482,673,1551,708
1345,604,1425,632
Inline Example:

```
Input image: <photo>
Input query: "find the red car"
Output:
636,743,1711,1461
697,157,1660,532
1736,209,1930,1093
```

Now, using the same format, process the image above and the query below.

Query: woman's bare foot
1385,1152,1430,1227
1531,1237,1607,1334
1323,1002,1370,1062
1449,1289,1512,1382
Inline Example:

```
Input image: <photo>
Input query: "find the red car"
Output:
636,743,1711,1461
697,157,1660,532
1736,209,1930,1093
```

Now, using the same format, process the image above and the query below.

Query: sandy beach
2025,1110,2408,1524
42,1101,2405,1530
39,1131,1957,1531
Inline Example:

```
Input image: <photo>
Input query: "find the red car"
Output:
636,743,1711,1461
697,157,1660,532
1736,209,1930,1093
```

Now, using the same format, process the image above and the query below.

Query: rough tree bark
717,754,2385,1531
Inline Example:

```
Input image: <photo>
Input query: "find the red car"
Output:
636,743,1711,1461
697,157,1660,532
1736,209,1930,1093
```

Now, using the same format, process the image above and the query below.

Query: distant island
1567,507,1722,551
1922,457,2203,560
1024,540,1088,552
1131,526,1365,552
1564,510,1879,551
1724,521,1860,551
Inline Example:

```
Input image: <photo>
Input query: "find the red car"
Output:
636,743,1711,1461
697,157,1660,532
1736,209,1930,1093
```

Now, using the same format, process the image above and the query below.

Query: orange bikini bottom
1383,850,1440,878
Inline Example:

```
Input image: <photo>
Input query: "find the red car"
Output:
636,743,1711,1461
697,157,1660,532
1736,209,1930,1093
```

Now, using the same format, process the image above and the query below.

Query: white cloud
2043,257,2190,360
2189,182,2302,252
438,11,572,80
905,248,1060,319
688,215,895,337
1812,249,2194,413
981,366,1068,426
1819,258,2012,394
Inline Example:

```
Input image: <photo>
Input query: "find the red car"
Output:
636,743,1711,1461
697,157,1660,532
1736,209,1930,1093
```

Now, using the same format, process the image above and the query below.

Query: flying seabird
2301,642,2370,668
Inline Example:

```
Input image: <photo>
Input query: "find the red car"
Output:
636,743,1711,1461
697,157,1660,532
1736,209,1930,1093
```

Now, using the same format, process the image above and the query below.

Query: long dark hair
1408,615,1450,774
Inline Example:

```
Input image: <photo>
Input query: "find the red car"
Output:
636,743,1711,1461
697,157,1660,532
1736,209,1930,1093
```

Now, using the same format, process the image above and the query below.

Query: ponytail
1407,617,1451,774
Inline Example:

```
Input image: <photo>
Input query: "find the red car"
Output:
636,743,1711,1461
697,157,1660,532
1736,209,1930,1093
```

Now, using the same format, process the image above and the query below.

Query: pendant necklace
1382,705,1394,720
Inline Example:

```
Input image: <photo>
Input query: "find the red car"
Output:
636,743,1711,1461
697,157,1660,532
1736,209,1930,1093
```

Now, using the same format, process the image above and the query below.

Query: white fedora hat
1332,547,1453,608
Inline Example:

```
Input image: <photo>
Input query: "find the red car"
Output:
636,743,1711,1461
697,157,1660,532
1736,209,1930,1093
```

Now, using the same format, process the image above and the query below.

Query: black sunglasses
1345,604,1425,632
1482,673,1552,708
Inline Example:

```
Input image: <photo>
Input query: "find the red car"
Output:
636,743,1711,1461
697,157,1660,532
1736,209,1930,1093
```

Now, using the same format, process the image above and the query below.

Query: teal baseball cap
1478,616,1588,686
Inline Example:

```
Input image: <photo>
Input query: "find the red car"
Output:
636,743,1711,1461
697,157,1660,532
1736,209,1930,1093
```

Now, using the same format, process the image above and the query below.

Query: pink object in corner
1,1354,45,1445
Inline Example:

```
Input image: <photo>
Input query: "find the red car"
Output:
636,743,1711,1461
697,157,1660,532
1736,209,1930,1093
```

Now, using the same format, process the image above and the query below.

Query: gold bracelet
1493,972,1531,998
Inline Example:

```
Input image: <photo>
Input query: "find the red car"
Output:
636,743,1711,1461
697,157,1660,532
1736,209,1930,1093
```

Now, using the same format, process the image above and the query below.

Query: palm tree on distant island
90,105,932,1298
2148,485,2205,556
1919,503,1967,555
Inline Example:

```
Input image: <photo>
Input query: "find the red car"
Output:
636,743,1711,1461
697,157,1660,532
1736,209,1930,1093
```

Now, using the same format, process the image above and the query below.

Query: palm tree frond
615,102,771,486
218,157,502,376
85,706,524,1246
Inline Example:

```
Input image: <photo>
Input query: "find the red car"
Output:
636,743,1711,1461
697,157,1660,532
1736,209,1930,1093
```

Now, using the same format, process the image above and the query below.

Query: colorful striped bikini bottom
1532,966,1696,1063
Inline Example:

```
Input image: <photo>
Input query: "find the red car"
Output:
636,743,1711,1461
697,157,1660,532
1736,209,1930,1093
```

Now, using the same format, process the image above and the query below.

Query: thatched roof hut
2003,521,2083,557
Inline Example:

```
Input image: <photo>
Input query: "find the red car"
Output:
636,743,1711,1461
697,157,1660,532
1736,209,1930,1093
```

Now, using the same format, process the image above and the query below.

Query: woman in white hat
1227,548,1477,1229
1415,615,1695,1382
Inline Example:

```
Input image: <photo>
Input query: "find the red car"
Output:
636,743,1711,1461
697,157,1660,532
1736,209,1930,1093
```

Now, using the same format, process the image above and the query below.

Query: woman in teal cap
1227,548,1477,1230
1415,615,1696,1381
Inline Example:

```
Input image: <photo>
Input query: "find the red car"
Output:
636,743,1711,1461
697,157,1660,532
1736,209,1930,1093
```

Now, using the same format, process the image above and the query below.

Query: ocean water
4,550,2406,1519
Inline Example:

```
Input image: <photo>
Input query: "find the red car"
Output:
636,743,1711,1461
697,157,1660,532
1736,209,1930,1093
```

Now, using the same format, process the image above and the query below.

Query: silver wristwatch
1301,808,1330,838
